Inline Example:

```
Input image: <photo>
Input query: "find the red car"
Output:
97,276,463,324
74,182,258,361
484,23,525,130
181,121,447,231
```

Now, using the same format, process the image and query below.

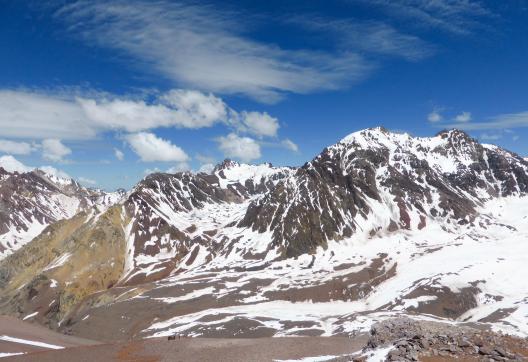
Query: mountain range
1,127,527,344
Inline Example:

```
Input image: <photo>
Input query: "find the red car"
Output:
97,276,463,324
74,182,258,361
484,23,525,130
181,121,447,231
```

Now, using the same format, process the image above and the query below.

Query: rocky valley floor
2,317,527,361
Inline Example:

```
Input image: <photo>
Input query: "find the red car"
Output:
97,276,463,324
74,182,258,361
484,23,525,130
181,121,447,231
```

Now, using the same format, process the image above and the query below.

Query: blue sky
1,0,527,190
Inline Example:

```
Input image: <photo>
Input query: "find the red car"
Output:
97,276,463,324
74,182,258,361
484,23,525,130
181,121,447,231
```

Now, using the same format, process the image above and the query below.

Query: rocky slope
356,317,528,361
0,166,123,259
120,161,293,284
241,128,528,256
1,128,528,344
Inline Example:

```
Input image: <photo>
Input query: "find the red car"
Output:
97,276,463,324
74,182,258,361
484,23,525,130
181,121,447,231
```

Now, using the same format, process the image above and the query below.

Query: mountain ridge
1,127,527,341
0,166,124,259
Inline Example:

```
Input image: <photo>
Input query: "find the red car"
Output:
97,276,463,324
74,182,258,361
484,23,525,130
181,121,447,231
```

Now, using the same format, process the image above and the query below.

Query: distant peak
0,155,32,174
435,128,472,140
340,127,409,146
34,168,72,182
214,159,240,172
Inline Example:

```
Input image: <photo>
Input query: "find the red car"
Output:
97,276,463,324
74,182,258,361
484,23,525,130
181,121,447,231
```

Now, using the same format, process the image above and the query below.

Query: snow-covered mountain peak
214,160,293,190
213,159,241,172
435,128,471,138
326,128,516,177
0,156,78,190
337,127,476,155
339,126,410,150
0,155,33,174
33,168,77,188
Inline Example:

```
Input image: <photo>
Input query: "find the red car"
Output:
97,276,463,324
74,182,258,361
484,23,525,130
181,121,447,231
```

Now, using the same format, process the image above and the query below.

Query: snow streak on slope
0,335,63,350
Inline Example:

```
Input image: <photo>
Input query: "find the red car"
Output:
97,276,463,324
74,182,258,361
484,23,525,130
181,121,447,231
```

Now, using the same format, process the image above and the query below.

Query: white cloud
198,163,215,174
125,132,189,162
114,148,124,161
0,139,36,155
480,133,502,141
162,90,229,128
78,89,228,131
441,111,528,130
455,111,472,122
281,138,299,152
196,154,215,165
77,98,176,131
238,111,279,138
0,155,32,173
0,90,96,139
42,139,72,162
216,133,261,163
144,167,161,175
37,166,71,180
0,89,280,140
57,0,372,102
166,162,191,173
427,110,442,122
79,176,97,185
144,163,190,174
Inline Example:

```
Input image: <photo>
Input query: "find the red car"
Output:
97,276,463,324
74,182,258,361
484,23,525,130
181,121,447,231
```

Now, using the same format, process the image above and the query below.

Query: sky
0,0,527,190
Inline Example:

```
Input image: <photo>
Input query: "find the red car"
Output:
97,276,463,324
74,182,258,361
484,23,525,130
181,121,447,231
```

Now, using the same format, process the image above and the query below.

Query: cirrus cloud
56,0,374,102
439,111,528,131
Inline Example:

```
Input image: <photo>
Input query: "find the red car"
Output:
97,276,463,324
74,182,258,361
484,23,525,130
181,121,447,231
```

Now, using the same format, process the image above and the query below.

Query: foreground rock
359,318,528,361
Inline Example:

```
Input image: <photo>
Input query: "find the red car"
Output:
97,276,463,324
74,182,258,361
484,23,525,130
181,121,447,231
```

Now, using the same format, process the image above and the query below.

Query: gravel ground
0,315,97,356
5,336,368,362
4,317,528,361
